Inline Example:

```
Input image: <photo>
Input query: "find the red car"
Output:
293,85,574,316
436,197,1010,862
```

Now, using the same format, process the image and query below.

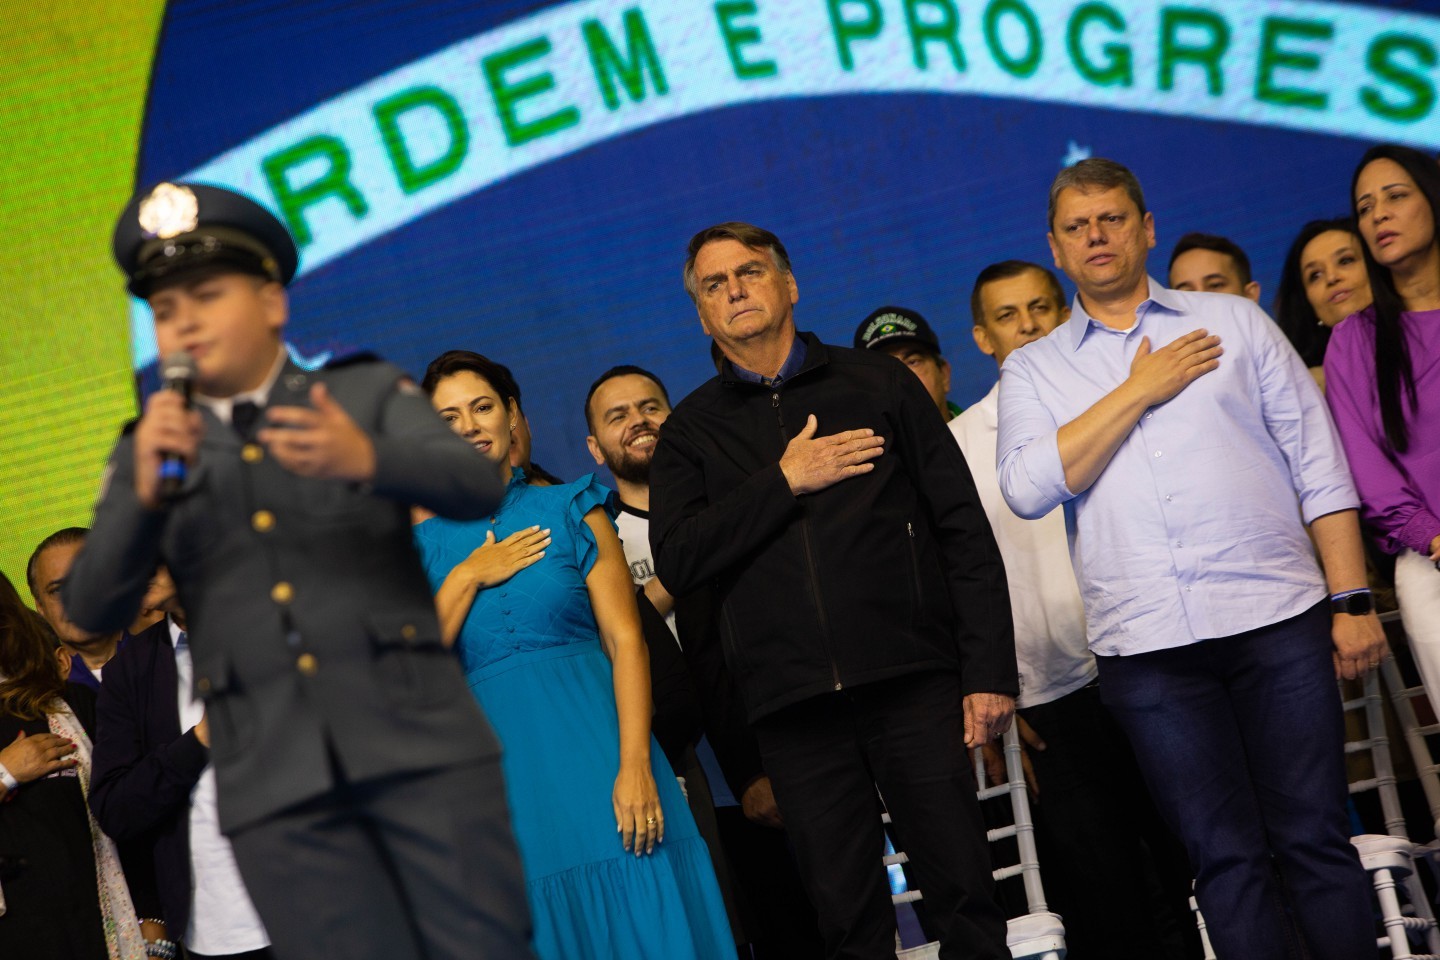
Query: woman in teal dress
412,350,732,960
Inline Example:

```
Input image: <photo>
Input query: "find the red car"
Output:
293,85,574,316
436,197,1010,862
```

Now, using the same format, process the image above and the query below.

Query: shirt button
241,444,264,463
252,510,275,532
1153,451,1162,458
1145,413,1153,419
271,582,294,604
296,653,318,676
507,625,516,634
1185,586,1192,592
1165,495,1173,502
1176,541,1184,548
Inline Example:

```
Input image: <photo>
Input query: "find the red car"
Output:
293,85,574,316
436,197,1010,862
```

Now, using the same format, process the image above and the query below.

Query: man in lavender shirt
996,158,1385,960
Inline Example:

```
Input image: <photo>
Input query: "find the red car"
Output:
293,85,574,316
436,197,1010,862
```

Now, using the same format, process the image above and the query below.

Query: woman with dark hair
1273,218,1373,388
1326,144,1440,696
412,351,731,960
0,571,146,960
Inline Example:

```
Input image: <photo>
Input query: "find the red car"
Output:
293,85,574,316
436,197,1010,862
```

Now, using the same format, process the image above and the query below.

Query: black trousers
752,673,1008,960
713,806,826,959
1018,682,1201,960
228,757,532,960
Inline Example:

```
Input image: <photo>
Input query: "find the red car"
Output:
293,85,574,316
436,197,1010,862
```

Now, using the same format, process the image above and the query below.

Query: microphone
158,351,196,500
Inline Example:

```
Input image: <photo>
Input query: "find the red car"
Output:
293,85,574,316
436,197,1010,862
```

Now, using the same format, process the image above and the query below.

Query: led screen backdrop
4,0,1439,592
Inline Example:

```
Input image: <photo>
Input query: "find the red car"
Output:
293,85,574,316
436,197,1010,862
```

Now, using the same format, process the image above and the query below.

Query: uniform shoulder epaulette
322,350,383,370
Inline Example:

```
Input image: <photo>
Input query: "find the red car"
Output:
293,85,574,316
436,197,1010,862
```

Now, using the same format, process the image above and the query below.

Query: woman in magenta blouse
1326,144,1440,697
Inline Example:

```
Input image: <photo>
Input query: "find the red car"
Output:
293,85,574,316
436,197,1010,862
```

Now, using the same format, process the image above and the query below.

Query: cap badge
138,183,200,240
862,313,918,342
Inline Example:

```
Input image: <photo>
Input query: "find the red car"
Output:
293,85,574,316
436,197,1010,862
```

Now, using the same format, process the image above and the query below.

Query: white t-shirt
171,620,270,954
950,385,1097,708
614,502,737,807
615,507,678,643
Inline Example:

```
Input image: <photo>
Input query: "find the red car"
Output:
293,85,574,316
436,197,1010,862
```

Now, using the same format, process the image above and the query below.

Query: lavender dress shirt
997,279,1358,657
1323,305,1440,557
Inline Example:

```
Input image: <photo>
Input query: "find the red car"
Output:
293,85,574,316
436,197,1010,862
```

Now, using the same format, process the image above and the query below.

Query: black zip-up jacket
650,332,1018,722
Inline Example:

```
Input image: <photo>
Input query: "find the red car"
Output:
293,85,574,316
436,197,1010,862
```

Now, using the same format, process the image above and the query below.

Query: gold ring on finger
646,817,657,825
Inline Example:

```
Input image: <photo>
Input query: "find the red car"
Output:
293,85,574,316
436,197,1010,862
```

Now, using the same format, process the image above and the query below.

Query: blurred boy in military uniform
65,183,533,960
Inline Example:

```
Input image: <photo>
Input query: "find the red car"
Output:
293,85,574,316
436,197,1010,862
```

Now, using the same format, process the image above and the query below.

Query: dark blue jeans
1096,602,1373,960
1019,682,1200,959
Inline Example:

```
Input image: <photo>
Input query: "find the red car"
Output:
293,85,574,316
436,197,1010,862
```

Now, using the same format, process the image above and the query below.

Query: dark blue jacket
90,618,208,936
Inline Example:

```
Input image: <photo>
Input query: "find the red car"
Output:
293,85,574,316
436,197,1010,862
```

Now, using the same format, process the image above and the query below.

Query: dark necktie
231,401,262,440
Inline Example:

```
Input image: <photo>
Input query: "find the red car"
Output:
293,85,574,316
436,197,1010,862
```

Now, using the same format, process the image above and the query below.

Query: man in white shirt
953,260,1198,959
996,158,1378,959
90,588,272,959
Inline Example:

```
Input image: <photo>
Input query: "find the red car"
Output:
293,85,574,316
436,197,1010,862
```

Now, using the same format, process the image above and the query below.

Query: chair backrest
885,724,1050,913
1377,610,1440,831
973,724,1050,913
1343,665,1408,839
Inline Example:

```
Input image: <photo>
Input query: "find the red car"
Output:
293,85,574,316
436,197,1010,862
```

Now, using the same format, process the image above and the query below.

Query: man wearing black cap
853,306,960,422
64,182,533,960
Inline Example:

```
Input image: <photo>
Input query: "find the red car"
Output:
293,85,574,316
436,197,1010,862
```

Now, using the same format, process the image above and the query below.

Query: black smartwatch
1330,590,1374,616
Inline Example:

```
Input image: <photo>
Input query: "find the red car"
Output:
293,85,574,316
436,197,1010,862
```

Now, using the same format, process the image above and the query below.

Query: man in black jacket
650,222,1017,960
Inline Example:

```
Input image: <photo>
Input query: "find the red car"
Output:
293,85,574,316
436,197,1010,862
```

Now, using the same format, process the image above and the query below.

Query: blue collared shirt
996,278,1357,656
731,337,807,387
65,634,127,690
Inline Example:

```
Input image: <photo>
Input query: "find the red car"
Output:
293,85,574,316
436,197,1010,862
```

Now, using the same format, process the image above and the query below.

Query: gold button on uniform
241,444,264,463
197,676,212,694
296,653,318,676
252,510,275,532
401,624,417,641
270,582,294,604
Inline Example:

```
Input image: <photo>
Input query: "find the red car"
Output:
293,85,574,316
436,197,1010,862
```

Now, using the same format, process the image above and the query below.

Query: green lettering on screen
1159,7,1230,96
373,86,470,195
1361,32,1437,123
583,8,669,111
904,0,965,72
481,37,581,147
1067,3,1133,88
715,1,778,79
983,0,1043,79
1255,17,1333,110
261,136,369,247
828,0,883,72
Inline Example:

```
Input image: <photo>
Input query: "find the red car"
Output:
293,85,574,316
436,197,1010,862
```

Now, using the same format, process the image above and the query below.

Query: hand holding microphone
134,352,203,510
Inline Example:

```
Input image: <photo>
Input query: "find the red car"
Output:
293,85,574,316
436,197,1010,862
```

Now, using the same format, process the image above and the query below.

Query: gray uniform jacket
65,357,504,833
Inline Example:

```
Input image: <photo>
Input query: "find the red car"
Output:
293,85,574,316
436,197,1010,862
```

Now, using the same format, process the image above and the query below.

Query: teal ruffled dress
414,473,732,960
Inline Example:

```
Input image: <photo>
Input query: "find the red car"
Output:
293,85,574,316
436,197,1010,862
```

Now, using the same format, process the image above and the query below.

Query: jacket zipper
907,522,925,624
774,391,843,692
719,596,744,669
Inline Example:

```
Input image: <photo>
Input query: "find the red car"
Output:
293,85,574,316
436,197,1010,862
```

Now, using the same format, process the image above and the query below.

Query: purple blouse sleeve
1324,314,1440,556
